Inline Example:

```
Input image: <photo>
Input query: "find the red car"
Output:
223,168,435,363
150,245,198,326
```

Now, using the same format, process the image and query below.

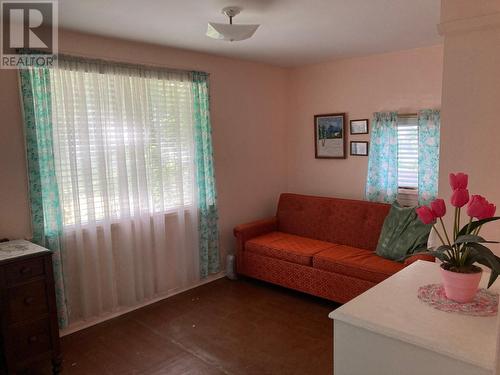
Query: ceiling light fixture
206,7,259,42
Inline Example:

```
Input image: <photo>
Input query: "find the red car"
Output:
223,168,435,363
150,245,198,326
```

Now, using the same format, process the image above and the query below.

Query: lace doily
417,283,498,317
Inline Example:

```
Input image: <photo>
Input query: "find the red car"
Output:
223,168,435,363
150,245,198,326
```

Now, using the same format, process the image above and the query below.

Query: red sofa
234,193,433,303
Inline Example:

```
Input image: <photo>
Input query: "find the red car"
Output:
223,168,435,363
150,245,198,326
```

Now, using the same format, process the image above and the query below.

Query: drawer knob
28,335,38,343
20,267,32,275
24,297,35,305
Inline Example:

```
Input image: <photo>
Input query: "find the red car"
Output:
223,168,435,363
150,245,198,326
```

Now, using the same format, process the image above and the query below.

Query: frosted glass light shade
206,22,259,41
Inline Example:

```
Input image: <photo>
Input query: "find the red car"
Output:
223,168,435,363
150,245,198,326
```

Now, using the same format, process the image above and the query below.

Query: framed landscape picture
350,141,369,156
350,119,369,134
314,113,346,159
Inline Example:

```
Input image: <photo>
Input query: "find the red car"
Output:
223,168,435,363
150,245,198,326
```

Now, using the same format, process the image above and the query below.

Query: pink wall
0,30,288,255
0,31,447,258
286,45,444,199
440,0,500,23
0,70,29,238
439,1,500,253
439,1,500,365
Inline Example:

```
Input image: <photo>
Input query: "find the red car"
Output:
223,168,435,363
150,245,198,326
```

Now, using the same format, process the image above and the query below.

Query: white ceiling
59,0,442,67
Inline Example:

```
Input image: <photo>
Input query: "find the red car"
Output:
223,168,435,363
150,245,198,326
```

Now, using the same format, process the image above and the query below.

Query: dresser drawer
0,243,61,373
7,279,49,324
5,256,46,285
7,318,52,361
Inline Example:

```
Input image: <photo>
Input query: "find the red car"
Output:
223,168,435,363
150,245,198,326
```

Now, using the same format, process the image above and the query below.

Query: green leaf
449,243,500,288
464,244,500,288
428,250,451,263
463,254,478,267
431,245,456,263
409,245,455,263
436,245,454,253
454,234,498,245
488,270,499,289
458,216,500,236
475,257,500,288
466,243,500,287
460,246,478,267
467,243,500,268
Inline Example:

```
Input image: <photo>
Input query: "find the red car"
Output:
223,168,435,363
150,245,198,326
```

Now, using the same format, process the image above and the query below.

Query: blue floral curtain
417,109,440,205
365,112,399,203
19,68,69,328
191,72,220,278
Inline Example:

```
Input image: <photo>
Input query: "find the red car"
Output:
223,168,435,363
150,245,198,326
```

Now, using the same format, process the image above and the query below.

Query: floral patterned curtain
417,109,441,205
365,112,399,203
19,68,69,328
191,72,220,277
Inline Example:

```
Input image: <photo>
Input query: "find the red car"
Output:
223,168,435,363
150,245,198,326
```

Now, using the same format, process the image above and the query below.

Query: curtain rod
398,113,418,117
57,53,210,76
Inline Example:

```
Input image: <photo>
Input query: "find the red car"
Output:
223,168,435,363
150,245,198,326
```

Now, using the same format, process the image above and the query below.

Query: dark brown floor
44,277,338,375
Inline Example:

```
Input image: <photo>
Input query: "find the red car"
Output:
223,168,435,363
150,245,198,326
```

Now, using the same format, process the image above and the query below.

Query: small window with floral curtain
366,110,440,206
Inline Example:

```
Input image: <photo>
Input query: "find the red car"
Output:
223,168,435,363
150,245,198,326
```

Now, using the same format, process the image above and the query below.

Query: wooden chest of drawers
0,241,61,374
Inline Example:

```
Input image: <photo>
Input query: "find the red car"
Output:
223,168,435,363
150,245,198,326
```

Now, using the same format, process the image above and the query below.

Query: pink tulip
430,199,446,218
478,203,496,220
416,206,436,225
449,172,468,190
451,188,469,208
467,195,496,220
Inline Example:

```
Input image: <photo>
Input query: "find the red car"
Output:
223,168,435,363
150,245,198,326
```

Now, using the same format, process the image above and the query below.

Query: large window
50,62,196,226
20,61,219,324
397,115,419,206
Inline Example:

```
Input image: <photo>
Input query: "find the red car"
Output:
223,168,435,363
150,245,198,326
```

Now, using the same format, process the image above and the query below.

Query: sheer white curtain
49,58,200,323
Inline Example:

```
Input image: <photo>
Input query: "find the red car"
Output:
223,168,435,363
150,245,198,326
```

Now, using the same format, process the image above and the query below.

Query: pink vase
440,266,482,303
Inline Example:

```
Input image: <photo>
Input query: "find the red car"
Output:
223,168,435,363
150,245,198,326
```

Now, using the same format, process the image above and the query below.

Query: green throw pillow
376,203,432,262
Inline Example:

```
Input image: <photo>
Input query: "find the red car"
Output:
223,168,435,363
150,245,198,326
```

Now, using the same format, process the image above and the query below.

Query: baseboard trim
59,272,226,337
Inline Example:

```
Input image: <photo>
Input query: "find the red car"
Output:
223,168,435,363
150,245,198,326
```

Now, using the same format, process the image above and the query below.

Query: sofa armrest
404,254,435,267
234,217,278,252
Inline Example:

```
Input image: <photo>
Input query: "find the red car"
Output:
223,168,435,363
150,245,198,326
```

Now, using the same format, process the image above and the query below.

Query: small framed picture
350,141,369,156
314,113,346,159
350,119,369,135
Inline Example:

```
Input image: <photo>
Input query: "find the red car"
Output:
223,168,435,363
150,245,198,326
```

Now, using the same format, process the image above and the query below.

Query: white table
329,261,500,375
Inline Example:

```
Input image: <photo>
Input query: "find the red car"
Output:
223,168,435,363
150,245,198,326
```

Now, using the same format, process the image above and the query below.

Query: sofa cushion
246,232,337,266
313,245,404,283
375,203,432,261
276,193,390,251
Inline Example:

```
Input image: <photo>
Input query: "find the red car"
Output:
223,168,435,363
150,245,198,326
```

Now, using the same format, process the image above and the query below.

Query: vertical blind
397,115,419,189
